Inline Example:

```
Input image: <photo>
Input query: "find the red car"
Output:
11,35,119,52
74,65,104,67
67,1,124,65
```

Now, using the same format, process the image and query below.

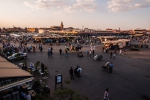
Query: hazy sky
0,0,150,30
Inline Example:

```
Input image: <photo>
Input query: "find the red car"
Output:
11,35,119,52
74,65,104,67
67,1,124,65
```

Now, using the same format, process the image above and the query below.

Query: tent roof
102,39,130,44
0,69,32,78
0,62,19,69
0,57,8,62
0,57,32,78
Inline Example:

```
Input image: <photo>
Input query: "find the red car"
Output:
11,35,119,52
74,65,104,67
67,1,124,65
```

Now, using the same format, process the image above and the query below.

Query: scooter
101,62,110,71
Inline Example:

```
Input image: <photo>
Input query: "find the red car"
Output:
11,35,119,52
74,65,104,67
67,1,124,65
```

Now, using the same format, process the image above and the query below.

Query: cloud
73,0,97,12
107,0,150,12
135,3,149,8
24,0,66,10
54,0,97,15
24,0,97,13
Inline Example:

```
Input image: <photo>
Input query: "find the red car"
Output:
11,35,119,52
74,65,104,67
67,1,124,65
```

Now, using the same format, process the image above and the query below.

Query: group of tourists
69,65,82,80
0,41,27,57
86,49,95,57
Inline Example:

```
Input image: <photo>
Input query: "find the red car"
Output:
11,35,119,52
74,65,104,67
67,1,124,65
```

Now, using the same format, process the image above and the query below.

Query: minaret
60,22,64,30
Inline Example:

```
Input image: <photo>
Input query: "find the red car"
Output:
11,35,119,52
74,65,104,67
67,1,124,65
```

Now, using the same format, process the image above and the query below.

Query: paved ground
2,42,150,100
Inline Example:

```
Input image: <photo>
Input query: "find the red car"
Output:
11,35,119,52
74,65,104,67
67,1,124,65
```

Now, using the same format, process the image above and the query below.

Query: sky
0,0,150,30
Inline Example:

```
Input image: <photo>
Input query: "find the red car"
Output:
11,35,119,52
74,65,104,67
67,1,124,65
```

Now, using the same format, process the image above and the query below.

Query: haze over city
0,0,150,30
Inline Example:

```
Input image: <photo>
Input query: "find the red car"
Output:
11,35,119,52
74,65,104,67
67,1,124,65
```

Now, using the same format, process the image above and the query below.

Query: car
7,52,27,61
45,39,53,43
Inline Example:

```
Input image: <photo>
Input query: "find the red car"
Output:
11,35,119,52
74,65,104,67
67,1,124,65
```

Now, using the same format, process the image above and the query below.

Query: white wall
38,29,46,34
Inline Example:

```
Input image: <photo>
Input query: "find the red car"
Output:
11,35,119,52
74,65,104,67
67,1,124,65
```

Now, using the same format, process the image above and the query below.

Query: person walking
77,66,82,77
110,52,112,58
106,48,108,53
51,47,53,51
74,66,78,77
48,47,50,51
92,50,95,56
65,49,68,57
119,49,122,55
109,62,114,73
33,46,35,53
89,50,92,57
48,50,50,58
104,88,109,100
69,67,74,80
50,50,53,57
40,46,43,52
59,48,62,55
113,52,116,59
86,50,89,56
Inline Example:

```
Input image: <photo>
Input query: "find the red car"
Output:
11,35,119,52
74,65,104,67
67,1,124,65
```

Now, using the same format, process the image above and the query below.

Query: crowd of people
132,35,150,43
0,34,132,100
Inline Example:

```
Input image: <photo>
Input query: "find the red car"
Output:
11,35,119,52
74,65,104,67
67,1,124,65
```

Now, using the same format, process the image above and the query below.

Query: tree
52,87,89,100
34,61,41,80
34,87,89,100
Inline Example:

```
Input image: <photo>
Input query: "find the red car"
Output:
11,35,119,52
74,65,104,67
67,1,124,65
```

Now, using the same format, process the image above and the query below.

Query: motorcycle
101,62,110,71
102,62,113,73
94,55,103,61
